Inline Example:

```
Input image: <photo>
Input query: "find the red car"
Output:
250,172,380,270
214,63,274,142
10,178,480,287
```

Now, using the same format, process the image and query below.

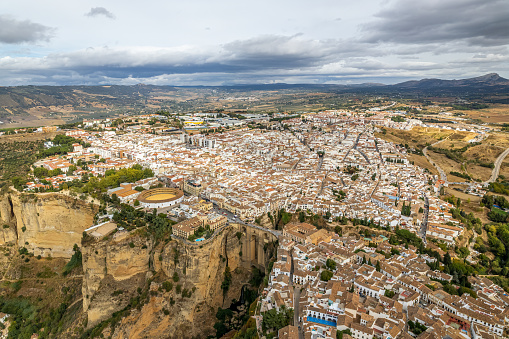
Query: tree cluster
261,305,294,333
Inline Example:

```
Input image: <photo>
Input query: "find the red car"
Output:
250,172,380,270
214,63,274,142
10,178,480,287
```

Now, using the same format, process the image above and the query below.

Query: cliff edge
0,189,96,258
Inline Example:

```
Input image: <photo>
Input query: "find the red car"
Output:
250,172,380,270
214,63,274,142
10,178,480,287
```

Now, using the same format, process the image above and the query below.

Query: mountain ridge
0,73,507,90
393,73,509,89
1,73,508,127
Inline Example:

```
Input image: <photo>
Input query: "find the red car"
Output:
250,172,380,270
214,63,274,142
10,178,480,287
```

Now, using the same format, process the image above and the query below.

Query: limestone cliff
113,225,249,339
0,190,96,258
0,188,276,338
82,224,262,338
82,231,153,327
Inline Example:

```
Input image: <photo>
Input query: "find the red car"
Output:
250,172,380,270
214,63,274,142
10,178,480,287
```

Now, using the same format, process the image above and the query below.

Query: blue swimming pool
308,316,336,327
195,238,205,242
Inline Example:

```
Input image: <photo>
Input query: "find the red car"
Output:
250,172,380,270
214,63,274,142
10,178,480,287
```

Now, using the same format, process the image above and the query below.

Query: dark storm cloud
0,15,54,44
0,36,373,85
85,7,116,19
222,35,342,69
0,33,507,86
4,36,354,79
363,0,509,46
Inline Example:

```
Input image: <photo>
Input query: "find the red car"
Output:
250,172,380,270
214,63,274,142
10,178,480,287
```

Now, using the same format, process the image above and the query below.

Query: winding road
423,137,509,186
420,196,429,245
486,147,509,184
422,139,448,182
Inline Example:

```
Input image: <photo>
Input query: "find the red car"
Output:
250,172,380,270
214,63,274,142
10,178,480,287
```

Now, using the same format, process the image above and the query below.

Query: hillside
2,73,509,127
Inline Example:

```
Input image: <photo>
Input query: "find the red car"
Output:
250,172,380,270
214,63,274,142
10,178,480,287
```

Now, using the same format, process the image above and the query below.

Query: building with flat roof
172,217,205,238
184,179,203,196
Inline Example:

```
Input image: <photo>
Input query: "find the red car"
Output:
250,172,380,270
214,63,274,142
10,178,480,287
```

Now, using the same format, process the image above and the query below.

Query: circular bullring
136,188,184,209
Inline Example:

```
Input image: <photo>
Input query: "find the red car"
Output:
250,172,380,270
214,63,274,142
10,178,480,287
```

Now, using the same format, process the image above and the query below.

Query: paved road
343,131,363,161
422,139,448,182
292,156,305,170
316,171,329,200
294,286,303,339
316,155,324,171
289,249,304,339
486,147,509,184
212,204,281,237
172,203,281,244
355,148,371,164
419,196,429,245
370,175,381,198
353,131,371,165
374,139,383,163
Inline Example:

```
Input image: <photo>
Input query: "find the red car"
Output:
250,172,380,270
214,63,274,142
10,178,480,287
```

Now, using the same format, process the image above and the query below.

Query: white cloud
0,15,54,44
0,0,508,85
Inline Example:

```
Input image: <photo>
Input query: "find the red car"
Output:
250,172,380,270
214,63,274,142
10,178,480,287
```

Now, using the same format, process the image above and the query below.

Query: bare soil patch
0,131,63,143
407,154,438,175
460,104,509,124
465,164,492,181
427,151,468,181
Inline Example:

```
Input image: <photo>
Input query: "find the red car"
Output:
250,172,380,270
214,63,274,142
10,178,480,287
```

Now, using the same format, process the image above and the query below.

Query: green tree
67,165,77,175
320,270,333,281
221,266,232,295
261,306,294,332
443,252,452,266
62,244,82,276
337,329,352,339
298,211,306,223
384,289,395,298
34,166,49,178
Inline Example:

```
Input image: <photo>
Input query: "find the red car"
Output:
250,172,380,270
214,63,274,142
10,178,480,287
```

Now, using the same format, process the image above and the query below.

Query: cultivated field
457,104,509,124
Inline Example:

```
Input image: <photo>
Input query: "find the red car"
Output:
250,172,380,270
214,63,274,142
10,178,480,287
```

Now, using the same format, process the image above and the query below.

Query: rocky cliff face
0,189,271,338
82,231,153,326
82,225,254,338
0,190,96,258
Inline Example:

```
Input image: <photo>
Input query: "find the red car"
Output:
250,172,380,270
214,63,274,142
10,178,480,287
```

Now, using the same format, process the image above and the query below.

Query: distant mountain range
218,73,509,92
331,73,509,98
390,73,509,89
0,73,508,125
0,73,507,99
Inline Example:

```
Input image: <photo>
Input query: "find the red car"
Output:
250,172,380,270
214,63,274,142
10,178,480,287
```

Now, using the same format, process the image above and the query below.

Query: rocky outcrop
0,194,18,244
0,190,96,258
82,225,257,338
116,226,249,338
82,232,153,327
0,188,275,338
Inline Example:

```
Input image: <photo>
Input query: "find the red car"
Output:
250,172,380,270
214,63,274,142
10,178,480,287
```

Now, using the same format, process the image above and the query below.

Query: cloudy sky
1,0,508,86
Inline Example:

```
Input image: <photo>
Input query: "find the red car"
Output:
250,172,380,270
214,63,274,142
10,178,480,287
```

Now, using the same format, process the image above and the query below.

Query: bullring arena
136,188,184,209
